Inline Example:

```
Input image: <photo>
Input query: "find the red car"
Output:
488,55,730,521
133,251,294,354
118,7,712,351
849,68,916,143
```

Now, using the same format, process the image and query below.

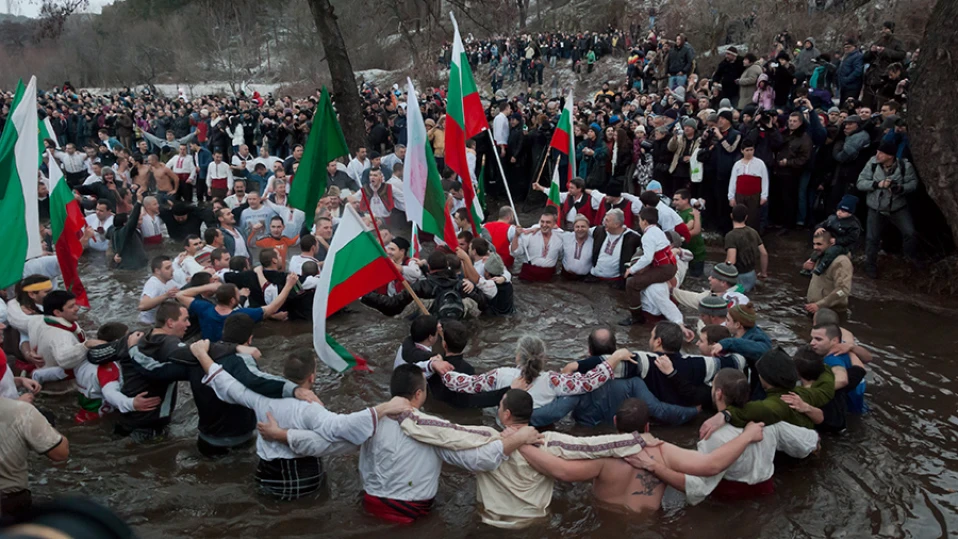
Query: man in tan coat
805,229,853,313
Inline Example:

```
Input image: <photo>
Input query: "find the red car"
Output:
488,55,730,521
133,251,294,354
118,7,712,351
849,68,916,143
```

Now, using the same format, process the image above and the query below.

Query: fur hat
483,253,505,277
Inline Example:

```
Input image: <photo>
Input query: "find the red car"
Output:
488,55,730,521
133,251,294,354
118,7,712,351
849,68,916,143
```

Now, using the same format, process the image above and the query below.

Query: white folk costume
398,410,656,529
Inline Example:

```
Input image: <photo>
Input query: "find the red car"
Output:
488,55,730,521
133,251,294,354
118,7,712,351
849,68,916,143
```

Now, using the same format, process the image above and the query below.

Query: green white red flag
0,77,43,289
288,87,349,228
46,150,89,306
445,13,487,234
549,90,576,183
403,78,458,249
312,204,404,372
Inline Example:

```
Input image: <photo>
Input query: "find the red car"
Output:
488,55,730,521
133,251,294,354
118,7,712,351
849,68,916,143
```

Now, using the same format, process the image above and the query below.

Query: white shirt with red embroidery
441,360,614,408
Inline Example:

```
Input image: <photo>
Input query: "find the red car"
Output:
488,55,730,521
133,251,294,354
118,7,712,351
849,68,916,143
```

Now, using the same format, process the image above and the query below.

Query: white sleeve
413,359,436,378
101,381,137,413
4,300,32,333
589,189,605,210
302,407,378,447
436,440,506,472
477,278,498,298
760,161,769,200
287,429,361,457
770,423,819,459
629,233,656,274
621,193,642,214
729,162,740,200
207,162,217,179
0,368,18,399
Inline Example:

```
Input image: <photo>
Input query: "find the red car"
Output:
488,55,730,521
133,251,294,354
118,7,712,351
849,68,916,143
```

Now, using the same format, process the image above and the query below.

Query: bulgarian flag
446,13,488,235
0,77,43,289
550,89,576,184
46,150,89,307
409,222,421,258
403,78,458,249
312,204,404,372
289,87,349,228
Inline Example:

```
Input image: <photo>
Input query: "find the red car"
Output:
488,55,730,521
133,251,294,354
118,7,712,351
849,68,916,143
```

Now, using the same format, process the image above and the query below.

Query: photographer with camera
856,139,918,278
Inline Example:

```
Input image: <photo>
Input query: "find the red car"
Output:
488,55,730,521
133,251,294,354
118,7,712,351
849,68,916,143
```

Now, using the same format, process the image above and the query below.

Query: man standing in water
261,364,538,524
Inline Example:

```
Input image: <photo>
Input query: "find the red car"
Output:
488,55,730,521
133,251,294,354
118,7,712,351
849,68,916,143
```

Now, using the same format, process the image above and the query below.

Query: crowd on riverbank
0,16,919,533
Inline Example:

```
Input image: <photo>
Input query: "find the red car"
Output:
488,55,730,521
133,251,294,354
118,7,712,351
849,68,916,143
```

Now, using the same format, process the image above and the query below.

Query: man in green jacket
698,347,835,439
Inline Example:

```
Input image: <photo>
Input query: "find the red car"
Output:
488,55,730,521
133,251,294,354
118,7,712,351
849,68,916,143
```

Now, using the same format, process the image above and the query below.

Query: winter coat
770,64,795,107
737,63,765,109
838,49,864,93
775,124,813,181
856,156,917,213
667,43,694,75
863,35,906,87
752,75,776,110
794,38,821,79
668,134,700,175
832,128,872,186
713,58,745,102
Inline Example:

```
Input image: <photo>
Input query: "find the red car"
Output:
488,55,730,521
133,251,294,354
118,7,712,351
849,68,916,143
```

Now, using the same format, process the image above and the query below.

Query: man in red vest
361,167,404,228
482,206,517,270
589,182,640,229
531,177,595,231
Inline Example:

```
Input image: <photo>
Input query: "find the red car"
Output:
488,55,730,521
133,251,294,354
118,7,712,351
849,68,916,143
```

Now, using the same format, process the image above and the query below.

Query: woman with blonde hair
441,335,634,408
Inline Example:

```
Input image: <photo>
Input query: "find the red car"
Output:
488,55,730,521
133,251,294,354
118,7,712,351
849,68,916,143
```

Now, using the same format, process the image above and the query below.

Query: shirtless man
147,154,180,206
518,398,764,513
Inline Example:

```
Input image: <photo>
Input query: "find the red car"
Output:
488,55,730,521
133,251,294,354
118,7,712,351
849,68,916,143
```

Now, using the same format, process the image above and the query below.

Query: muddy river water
21,230,958,539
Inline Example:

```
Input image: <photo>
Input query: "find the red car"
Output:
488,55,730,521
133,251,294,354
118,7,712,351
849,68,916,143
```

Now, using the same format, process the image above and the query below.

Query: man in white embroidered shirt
511,210,562,282
190,341,411,500
629,368,819,504
261,363,539,524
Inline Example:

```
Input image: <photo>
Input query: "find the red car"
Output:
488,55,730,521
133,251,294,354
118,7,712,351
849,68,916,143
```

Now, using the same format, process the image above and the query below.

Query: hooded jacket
121,330,201,432
794,38,821,78
776,120,813,179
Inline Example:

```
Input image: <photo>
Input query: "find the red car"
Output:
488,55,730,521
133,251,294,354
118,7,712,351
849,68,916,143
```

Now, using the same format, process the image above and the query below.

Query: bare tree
909,0,958,245
305,0,364,150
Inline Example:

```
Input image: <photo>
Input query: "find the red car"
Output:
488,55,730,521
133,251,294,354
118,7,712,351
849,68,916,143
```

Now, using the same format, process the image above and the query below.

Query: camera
640,139,653,151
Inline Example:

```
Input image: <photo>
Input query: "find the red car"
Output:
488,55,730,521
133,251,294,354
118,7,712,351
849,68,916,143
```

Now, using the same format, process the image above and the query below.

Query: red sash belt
736,174,762,196
519,263,556,282
362,492,433,524
713,477,775,500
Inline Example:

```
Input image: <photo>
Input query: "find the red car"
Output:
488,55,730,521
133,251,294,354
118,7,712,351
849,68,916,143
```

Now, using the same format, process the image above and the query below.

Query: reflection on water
24,235,958,538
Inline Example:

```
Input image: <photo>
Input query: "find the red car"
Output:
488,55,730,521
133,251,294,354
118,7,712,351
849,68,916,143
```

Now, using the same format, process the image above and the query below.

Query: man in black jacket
712,47,744,104
362,251,486,317
427,319,510,409
667,34,695,90
394,315,440,368
160,202,217,242
862,22,907,109
186,314,316,458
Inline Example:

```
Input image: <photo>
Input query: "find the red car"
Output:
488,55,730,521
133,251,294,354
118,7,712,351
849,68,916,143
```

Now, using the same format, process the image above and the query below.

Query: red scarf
44,317,86,343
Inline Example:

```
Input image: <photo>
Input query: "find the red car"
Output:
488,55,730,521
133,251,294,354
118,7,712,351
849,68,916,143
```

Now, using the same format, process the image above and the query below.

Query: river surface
21,226,958,539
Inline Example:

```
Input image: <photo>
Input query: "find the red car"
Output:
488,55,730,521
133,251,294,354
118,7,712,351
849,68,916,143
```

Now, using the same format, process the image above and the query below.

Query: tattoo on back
631,471,663,496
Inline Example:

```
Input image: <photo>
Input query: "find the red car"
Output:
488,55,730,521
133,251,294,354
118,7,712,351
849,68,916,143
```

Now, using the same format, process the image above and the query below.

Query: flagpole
486,130,521,228
360,189,430,316
530,145,552,192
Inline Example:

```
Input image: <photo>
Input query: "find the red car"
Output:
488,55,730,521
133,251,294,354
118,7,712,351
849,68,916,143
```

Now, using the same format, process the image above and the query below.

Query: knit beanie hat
756,347,800,390
718,110,734,123
682,118,698,129
728,303,757,328
877,139,898,156
390,237,411,253
719,98,732,110
711,263,739,284
484,253,506,277
698,294,729,317
838,194,859,214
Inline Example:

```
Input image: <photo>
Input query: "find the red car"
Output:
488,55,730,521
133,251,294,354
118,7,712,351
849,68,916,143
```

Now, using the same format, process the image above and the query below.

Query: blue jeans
668,75,688,90
530,378,699,427
737,270,757,293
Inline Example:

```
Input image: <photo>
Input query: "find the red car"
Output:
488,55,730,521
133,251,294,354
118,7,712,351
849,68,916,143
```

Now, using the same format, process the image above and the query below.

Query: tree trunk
516,0,527,29
910,0,958,244
305,0,365,152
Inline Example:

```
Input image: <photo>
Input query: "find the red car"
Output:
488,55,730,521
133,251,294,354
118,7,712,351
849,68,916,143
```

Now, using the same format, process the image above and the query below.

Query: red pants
362,492,433,524
712,477,775,500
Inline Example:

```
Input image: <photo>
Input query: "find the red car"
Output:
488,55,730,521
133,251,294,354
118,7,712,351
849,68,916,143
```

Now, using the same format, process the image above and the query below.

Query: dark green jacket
727,367,836,429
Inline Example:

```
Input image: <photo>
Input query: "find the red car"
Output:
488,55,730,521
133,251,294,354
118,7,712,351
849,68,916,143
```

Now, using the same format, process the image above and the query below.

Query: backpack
809,65,827,89
432,286,465,320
